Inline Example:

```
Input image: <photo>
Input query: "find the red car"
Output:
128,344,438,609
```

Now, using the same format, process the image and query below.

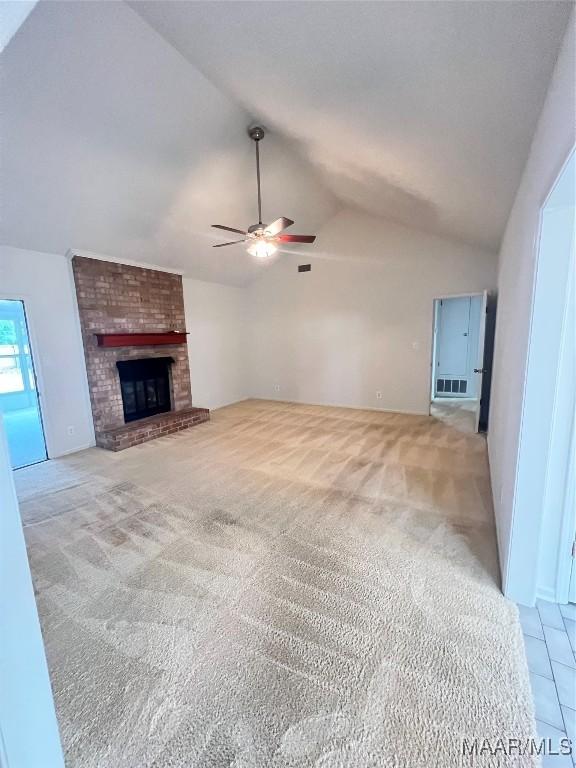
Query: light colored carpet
16,400,536,767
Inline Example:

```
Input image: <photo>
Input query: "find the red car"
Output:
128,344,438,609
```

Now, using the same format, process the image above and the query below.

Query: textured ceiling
131,0,573,251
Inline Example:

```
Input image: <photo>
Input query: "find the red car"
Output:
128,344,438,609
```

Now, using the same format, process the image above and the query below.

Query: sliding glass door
0,300,47,468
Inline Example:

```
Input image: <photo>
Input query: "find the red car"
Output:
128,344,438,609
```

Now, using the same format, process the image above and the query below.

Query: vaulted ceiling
131,0,572,251
1,1,572,284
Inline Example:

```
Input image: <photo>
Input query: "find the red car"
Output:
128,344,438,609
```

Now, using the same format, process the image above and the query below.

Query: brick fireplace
72,256,209,450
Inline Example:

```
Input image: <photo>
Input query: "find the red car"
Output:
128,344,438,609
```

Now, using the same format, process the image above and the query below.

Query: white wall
247,209,497,414
0,246,94,457
183,279,248,410
0,412,64,768
488,14,576,604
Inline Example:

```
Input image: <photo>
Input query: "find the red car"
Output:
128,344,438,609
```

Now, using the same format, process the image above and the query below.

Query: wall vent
437,378,467,394
298,264,311,273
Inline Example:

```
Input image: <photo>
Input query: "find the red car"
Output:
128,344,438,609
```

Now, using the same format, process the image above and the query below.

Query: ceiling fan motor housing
248,223,267,235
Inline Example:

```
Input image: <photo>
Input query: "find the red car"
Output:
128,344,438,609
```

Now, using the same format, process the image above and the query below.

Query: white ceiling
131,0,572,251
1,1,572,284
0,1,338,285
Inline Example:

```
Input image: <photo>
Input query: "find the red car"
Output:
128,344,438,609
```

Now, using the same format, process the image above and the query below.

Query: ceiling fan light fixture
247,240,277,259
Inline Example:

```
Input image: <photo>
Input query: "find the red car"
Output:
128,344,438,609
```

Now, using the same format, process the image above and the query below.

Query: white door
435,296,471,397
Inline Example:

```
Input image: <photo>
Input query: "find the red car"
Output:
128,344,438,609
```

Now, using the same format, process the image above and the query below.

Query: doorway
430,291,492,433
0,299,47,468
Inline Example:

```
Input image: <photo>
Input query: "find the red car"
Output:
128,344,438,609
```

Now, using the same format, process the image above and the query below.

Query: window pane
0,319,17,346
0,356,24,393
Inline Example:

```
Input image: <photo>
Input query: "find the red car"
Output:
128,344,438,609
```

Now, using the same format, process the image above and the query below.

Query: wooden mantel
95,332,188,348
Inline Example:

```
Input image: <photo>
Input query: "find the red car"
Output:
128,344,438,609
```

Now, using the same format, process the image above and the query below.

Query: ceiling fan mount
211,125,317,257
248,125,265,142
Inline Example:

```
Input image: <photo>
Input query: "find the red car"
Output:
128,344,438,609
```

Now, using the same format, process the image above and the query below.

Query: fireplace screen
116,357,173,423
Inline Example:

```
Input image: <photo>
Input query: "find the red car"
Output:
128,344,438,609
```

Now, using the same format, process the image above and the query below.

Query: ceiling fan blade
277,234,316,243
212,240,245,248
265,217,294,236
212,225,247,235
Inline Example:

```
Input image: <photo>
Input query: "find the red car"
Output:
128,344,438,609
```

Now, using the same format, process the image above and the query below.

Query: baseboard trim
50,441,96,458
536,585,558,604
206,398,250,411
485,447,507,598
249,396,430,417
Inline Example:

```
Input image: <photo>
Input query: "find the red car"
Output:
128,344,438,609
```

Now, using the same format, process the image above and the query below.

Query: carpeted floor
16,400,536,767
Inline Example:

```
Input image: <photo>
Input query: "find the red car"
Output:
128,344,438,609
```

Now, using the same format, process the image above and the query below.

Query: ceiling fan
212,126,316,258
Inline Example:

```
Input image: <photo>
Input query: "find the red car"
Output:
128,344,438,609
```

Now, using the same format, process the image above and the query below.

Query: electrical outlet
376,391,383,399
274,384,280,392
67,425,75,436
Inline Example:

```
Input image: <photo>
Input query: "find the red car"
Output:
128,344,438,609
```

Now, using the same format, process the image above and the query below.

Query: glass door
0,300,47,468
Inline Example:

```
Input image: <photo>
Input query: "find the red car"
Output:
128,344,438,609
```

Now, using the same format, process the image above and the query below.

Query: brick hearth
97,407,210,451
72,255,209,450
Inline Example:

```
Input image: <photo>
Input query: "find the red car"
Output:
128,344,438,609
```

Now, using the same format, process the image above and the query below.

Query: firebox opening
116,357,174,423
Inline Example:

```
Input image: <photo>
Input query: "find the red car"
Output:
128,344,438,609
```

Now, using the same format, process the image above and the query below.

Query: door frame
505,146,575,605
548,205,575,604
428,291,485,418
559,410,575,603
0,293,50,462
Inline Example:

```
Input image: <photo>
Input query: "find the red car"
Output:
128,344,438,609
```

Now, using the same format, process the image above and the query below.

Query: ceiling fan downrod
249,125,265,226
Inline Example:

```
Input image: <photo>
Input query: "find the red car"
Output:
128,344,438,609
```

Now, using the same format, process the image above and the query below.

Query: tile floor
430,397,477,434
519,600,576,766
